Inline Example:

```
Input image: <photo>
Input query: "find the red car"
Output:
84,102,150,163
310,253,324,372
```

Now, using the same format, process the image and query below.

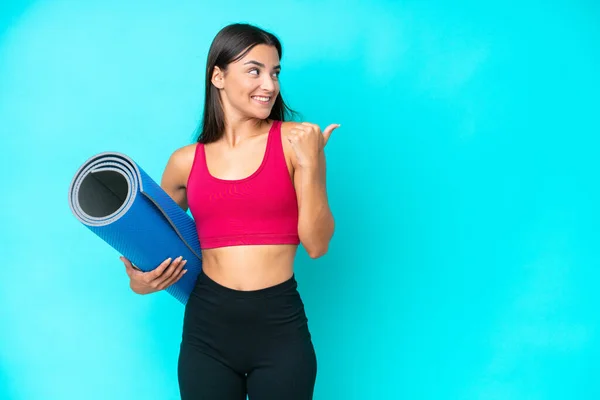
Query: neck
221,105,270,147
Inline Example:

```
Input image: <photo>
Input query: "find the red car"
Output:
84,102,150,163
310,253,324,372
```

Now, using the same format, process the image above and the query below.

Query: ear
211,66,225,89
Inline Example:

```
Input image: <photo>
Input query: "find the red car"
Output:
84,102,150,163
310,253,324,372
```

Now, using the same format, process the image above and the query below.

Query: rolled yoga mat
68,151,202,304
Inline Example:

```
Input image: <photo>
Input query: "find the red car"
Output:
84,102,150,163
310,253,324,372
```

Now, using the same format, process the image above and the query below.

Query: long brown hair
195,23,298,144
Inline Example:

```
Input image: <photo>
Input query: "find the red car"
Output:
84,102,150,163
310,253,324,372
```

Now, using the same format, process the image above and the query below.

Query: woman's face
213,44,281,120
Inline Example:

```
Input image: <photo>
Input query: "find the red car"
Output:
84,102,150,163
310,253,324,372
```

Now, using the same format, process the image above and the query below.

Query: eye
249,68,259,75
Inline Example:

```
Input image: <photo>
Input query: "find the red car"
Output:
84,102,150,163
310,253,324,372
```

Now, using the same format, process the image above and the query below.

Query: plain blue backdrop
1,0,599,399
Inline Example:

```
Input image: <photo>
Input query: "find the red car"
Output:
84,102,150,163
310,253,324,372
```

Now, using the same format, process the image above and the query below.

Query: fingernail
182,259,188,265
183,270,188,274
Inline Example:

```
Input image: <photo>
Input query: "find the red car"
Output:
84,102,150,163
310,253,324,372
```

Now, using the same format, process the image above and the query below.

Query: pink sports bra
186,120,300,249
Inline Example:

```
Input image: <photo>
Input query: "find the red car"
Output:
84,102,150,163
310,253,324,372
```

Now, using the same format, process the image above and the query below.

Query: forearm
296,156,335,258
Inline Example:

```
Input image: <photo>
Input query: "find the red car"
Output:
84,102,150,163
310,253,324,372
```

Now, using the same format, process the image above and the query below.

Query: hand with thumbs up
287,122,340,169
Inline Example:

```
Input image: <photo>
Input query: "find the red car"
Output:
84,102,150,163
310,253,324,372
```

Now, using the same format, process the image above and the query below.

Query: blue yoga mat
68,151,202,304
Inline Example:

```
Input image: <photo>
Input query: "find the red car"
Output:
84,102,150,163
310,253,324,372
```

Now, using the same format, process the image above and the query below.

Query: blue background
1,0,599,399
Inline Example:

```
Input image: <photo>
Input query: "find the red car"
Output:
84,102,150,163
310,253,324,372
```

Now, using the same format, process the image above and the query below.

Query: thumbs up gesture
287,122,340,169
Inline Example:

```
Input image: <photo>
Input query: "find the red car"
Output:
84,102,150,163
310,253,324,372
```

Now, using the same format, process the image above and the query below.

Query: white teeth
252,96,270,102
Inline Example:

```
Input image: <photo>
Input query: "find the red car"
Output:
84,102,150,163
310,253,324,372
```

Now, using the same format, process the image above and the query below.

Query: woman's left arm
294,149,334,258
288,122,339,258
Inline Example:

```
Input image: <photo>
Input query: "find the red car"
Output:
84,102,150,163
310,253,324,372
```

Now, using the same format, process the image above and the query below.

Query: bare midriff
200,244,298,290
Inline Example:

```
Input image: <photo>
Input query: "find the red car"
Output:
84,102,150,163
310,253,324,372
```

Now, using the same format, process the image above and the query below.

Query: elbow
301,231,333,259
306,244,329,259
299,215,335,259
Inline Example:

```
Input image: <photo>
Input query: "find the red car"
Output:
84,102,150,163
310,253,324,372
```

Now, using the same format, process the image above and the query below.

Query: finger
154,256,182,282
322,124,340,144
300,122,319,131
293,124,311,133
157,259,186,290
289,128,305,137
121,256,137,277
160,260,188,289
146,257,174,282
154,256,184,287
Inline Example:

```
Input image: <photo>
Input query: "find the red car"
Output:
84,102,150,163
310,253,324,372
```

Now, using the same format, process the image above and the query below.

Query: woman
120,23,337,399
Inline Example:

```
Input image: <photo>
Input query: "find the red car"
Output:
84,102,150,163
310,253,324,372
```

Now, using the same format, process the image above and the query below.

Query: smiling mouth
251,95,271,105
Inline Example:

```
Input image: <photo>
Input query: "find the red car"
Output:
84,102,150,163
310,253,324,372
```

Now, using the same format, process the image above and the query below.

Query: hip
182,269,312,347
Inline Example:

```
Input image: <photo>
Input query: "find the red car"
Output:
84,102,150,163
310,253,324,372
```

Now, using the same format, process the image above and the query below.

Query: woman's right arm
119,144,197,294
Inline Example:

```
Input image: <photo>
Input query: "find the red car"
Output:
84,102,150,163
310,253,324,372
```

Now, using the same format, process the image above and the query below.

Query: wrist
297,165,321,183
296,160,320,172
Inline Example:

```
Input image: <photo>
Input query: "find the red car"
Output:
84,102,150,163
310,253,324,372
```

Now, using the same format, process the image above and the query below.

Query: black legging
178,270,317,399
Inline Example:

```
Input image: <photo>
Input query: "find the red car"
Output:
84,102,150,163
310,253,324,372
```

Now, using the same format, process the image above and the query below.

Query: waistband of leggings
197,270,298,299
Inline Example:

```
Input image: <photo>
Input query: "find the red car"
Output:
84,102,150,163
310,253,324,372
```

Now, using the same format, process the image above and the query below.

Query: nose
261,74,276,93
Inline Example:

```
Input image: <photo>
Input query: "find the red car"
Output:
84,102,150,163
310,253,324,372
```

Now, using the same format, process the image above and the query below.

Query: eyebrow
243,60,281,70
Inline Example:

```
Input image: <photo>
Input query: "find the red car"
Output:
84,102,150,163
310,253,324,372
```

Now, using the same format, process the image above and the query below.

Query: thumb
322,124,340,144
121,256,139,277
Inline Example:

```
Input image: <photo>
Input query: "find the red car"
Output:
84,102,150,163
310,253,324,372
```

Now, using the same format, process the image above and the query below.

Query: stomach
200,244,298,290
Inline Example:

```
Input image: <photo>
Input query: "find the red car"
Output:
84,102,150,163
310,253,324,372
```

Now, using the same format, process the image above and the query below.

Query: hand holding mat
68,151,202,304
121,255,188,295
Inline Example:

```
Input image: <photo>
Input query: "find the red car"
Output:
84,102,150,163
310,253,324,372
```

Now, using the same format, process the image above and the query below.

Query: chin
251,109,273,120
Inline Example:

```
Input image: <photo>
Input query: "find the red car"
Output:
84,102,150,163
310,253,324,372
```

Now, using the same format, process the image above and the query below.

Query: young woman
120,23,338,399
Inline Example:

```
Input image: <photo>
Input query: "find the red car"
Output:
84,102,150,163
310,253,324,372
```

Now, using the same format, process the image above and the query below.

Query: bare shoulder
161,143,198,210
169,143,198,170
162,143,198,189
